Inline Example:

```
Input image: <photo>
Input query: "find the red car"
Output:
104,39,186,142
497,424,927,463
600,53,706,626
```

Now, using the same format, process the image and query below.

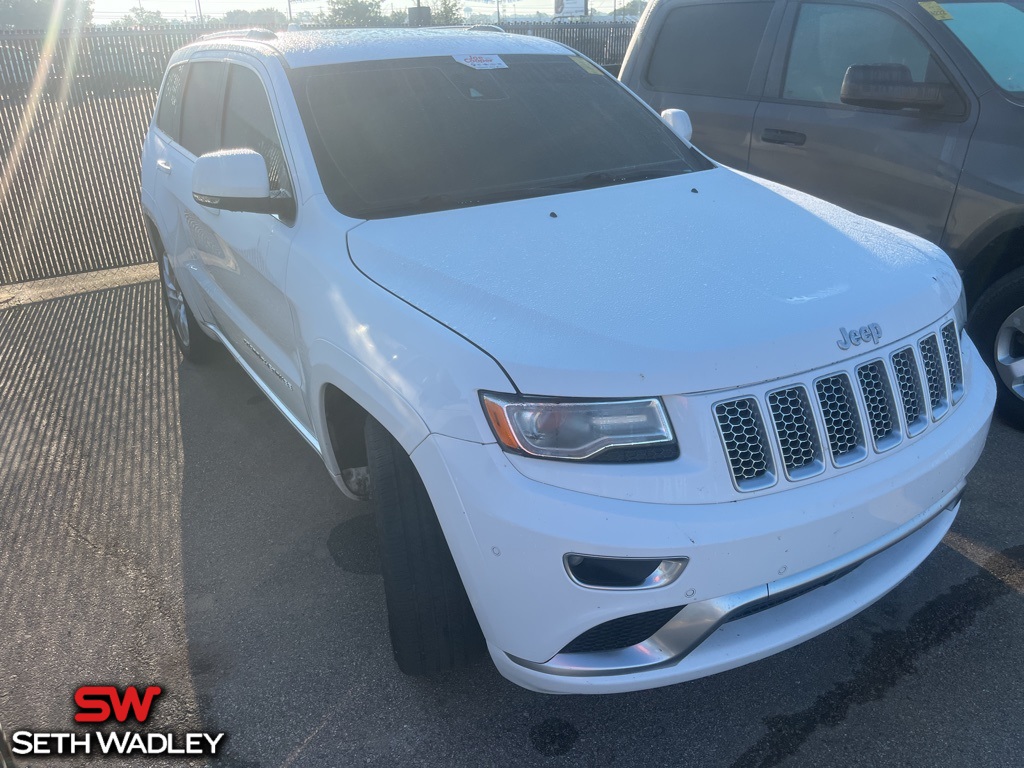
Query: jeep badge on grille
837,323,882,350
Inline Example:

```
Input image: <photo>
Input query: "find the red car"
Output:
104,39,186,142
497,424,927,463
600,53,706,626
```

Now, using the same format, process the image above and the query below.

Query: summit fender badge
837,323,883,351
243,338,294,390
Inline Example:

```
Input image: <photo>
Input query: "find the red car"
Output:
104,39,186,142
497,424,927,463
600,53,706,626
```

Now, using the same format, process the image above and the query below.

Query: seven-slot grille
715,320,965,491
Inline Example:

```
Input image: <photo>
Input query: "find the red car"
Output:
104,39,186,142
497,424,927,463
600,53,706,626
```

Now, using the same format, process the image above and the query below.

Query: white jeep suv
141,28,996,694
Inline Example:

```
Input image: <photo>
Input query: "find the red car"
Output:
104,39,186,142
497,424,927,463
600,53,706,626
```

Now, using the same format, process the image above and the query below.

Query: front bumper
410,342,995,694
502,488,959,692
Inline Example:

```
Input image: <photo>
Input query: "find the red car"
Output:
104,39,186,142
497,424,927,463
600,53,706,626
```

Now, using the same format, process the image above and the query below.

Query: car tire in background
364,417,485,675
969,266,1024,428
157,249,216,364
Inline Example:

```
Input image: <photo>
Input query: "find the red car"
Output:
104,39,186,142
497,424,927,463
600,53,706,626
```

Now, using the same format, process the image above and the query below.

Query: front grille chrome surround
814,373,867,467
856,360,902,452
712,316,965,492
714,398,776,491
891,346,928,437
919,334,949,420
766,386,824,480
941,321,964,404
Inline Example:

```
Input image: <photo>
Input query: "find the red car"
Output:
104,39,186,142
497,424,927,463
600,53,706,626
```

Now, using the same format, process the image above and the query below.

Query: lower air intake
560,606,683,654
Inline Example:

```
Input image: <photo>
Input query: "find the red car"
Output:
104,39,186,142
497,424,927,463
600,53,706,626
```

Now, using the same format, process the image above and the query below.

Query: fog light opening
564,554,688,590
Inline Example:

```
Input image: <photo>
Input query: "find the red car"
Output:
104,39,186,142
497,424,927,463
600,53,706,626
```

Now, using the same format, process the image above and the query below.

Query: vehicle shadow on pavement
0,280,205,768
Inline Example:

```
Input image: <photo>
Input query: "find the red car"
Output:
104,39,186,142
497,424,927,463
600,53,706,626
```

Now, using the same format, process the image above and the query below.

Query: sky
88,0,628,24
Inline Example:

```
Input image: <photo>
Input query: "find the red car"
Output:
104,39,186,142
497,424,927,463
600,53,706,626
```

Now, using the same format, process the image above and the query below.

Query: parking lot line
944,531,1024,594
0,262,157,308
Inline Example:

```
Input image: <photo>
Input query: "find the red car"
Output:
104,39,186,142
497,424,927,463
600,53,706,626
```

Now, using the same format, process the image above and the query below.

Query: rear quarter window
646,2,775,97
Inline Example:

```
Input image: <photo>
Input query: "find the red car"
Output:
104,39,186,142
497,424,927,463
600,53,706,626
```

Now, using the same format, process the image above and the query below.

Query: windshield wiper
368,186,566,217
364,168,686,217
544,167,683,192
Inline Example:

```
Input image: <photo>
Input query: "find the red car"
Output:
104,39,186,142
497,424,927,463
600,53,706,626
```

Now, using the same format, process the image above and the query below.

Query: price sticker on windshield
570,56,603,75
454,54,508,70
919,1,953,20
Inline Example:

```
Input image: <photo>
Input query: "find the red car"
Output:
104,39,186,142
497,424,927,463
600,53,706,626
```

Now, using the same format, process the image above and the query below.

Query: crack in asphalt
731,544,1024,768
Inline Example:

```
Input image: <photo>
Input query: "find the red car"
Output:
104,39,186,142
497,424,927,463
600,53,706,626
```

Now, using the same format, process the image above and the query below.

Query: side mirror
192,149,294,218
840,64,944,111
660,108,693,143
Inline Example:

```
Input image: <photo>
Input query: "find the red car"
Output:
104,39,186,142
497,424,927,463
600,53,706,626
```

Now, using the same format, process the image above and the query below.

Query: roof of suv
188,28,572,69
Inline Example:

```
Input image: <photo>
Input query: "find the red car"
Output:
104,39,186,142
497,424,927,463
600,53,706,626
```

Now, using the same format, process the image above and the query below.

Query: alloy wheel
994,304,1024,402
160,253,190,348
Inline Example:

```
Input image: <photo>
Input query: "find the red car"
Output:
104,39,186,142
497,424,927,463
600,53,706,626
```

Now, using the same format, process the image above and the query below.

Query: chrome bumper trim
509,482,966,678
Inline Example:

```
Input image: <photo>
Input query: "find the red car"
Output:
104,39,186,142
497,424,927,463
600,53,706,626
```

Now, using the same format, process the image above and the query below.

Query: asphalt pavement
1,277,1022,768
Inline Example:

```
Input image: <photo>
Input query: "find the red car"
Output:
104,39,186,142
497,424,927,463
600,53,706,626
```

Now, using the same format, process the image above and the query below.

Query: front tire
364,417,485,675
968,266,1024,428
157,250,215,364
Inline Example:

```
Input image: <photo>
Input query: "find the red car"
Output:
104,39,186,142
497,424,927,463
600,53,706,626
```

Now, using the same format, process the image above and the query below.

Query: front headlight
480,392,678,462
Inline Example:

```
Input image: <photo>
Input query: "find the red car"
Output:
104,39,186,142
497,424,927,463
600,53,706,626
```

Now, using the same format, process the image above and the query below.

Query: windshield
289,54,712,218
941,2,1024,94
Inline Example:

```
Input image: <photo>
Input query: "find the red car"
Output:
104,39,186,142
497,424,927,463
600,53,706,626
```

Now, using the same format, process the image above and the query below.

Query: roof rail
199,28,278,42
428,24,506,32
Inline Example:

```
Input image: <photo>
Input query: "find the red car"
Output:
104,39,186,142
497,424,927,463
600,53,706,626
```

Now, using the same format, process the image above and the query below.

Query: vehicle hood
346,168,961,397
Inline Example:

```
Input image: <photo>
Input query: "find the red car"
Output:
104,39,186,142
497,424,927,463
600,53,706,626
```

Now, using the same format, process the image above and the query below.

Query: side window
156,63,186,142
783,4,953,106
646,2,774,97
179,61,227,157
222,64,292,195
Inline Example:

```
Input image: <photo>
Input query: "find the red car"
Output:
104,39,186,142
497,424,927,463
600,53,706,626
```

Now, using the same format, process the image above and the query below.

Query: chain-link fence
0,22,636,286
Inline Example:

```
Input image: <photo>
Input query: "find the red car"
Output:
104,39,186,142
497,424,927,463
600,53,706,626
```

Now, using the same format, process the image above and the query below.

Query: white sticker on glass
453,54,508,70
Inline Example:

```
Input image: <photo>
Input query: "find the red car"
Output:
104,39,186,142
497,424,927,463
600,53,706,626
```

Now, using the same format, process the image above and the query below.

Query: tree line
0,0,466,30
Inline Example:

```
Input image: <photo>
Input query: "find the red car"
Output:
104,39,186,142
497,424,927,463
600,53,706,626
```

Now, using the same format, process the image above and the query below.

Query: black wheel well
963,226,1024,306
323,384,369,473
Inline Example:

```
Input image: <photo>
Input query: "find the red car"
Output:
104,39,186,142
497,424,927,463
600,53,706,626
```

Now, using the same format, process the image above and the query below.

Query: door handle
156,158,172,173
761,128,807,146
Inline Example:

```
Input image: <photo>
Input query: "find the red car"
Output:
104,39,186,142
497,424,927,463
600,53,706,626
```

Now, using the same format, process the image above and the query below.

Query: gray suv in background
620,0,1024,425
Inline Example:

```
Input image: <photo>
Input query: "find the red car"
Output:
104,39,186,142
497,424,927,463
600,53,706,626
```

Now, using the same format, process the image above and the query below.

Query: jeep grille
715,319,965,492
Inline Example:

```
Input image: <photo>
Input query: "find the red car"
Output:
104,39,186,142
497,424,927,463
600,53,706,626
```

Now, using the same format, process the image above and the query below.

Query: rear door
145,61,189,274
748,0,978,243
621,0,783,168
